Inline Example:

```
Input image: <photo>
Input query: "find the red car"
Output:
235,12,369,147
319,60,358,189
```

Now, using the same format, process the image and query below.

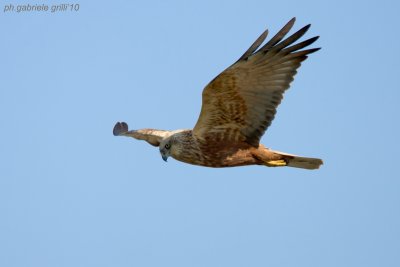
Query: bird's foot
266,159,287,167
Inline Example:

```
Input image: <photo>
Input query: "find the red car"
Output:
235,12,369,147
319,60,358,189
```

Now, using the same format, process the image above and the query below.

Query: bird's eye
165,144,170,149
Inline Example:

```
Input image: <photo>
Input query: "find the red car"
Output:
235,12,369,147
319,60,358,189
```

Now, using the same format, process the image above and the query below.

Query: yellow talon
267,159,287,167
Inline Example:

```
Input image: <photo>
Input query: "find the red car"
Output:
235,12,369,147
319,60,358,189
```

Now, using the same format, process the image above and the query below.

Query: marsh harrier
113,18,323,169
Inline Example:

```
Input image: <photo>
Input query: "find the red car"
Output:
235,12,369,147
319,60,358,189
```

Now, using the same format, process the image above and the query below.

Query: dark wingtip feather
282,36,320,54
238,29,269,61
310,35,320,42
113,121,129,136
306,47,321,54
258,17,297,53
237,18,320,63
272,23,313,52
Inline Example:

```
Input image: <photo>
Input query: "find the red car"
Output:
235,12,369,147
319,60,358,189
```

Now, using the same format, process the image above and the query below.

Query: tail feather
272,150,323,170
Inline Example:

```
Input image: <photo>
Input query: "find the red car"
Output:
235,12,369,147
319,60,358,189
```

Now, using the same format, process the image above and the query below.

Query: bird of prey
113,18,323,169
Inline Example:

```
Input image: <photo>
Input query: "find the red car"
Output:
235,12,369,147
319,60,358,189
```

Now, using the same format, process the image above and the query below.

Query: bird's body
153,129,262,167
114,18,323,169
113,123,282,167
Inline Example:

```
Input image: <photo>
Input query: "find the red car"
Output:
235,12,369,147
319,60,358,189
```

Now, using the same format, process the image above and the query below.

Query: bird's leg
252,145,288,167
266,159,287,167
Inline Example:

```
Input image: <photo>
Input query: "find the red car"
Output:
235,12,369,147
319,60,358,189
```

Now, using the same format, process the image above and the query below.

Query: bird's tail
271,150,323,170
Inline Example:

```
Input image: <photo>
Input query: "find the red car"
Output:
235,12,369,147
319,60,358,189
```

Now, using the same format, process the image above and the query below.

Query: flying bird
113,18,323,169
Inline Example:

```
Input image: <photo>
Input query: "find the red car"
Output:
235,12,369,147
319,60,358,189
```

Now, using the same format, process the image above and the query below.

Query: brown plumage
113,18,323,169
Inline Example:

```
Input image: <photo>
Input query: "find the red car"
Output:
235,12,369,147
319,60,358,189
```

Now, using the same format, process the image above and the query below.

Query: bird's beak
160,148,169,162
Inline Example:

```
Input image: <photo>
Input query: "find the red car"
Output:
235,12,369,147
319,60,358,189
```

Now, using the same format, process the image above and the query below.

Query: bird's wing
113,122,169,146
193,18,319,146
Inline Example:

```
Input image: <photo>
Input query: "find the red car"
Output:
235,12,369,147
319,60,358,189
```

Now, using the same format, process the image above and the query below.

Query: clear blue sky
1,1,399,266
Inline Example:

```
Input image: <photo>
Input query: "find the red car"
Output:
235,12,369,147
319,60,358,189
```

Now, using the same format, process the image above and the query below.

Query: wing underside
193,18,320,146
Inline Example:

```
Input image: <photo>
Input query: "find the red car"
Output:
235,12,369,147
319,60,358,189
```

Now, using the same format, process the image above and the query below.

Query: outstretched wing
113,122,169,146
193,18,319,146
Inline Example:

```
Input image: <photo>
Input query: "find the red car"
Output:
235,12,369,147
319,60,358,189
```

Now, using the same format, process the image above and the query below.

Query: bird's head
159,130,187,162
159,137,173,162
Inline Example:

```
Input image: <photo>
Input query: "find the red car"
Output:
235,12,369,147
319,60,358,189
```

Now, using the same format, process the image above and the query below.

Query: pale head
159,130,187,162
